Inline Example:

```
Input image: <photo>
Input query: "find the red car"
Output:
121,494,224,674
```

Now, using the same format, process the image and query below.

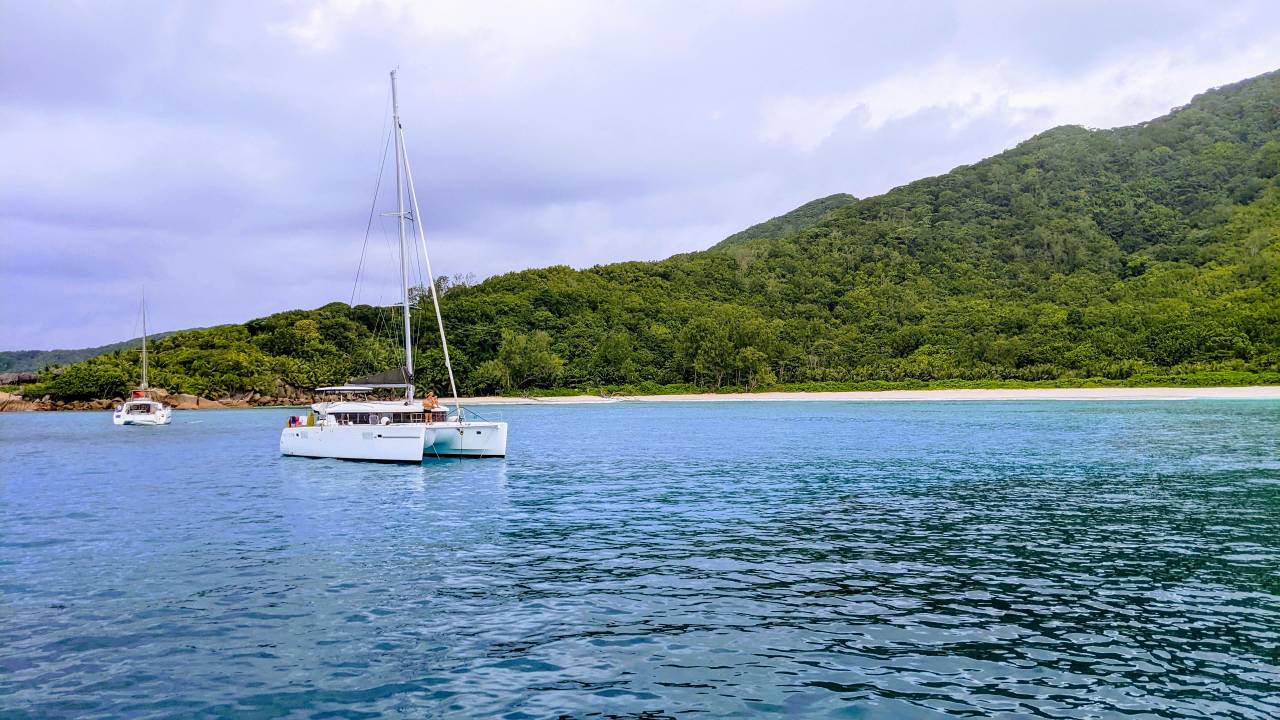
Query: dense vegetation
25,71,1280,400
714,193,857,249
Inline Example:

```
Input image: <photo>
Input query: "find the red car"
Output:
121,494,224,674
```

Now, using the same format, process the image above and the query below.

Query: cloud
279,0,612,63
2,0,1279,348
760,42,1280,152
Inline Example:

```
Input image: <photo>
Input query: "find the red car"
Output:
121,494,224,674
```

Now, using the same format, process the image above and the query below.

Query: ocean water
1,400,1278,719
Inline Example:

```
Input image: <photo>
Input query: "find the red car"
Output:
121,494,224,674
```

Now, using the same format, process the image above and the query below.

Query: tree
40,363,130,400
496,330,563,389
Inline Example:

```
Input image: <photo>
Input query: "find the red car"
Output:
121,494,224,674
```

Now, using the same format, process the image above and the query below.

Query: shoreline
4,385,1279,412
460,385,1280,404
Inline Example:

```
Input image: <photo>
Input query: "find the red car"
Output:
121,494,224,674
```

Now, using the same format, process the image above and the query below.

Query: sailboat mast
141,295,149,389
390,70,414,401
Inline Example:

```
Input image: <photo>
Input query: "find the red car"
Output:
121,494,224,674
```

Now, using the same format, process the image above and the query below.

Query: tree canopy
27,70,1280,400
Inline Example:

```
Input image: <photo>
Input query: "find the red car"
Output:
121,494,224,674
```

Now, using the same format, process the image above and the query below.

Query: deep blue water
2,400,1279,718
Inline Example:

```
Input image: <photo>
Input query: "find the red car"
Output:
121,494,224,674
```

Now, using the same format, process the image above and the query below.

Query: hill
713,193,857,249
0,333,179,373
20,70,1280,402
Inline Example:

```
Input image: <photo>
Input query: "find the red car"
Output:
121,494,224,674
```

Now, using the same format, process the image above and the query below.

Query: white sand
458,386,1280,405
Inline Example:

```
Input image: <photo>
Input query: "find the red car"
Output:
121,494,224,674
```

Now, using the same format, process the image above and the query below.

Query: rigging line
129,300,142,381
351,85,393,306
360,215,396,373
130,304,141,352
409,213,428,354
399,129,463,418
370,217,399,362
377,214,411,376
350,126,394,307
381,214,409,371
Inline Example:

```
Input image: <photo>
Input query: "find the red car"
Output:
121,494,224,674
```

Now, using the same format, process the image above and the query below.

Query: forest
25,70,1280,401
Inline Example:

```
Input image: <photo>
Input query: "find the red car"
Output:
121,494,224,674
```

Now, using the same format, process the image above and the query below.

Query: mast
401,132,463,420
140,294,149,389
390,70,414,401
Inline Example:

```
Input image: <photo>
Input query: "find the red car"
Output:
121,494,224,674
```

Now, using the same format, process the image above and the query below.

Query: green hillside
713,193,857,249
24,70,1280,401
0,333,179,373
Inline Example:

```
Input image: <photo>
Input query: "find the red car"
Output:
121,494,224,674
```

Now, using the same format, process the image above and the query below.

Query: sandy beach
458,386,1280,405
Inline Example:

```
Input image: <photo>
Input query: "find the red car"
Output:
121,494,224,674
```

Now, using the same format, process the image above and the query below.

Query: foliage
32,363,130,401
713,193,858,249
494,331,564,389
33,70,1280,399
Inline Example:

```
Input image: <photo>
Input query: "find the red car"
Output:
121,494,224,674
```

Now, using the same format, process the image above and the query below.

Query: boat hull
424,421,507,458
279,420,507,462
113,410,172,426
280,424,430,462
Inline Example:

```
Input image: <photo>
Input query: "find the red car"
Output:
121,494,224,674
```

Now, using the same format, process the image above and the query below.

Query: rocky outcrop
0,372,38,385
167,394,198,410
169,394,226,410
0,391,38,411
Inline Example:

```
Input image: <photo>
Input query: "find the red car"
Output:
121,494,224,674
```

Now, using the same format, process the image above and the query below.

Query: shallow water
2,400,1278,718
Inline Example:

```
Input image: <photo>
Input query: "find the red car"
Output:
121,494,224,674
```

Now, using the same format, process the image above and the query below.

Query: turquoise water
2,400,1278,718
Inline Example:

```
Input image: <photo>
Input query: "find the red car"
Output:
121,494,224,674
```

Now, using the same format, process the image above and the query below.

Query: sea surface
2,400,1278,718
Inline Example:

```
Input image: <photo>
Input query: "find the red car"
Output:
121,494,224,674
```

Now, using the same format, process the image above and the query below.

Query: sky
3,1,1279,349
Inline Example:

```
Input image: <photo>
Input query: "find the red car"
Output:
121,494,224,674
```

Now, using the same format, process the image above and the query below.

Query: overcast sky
3,1,1279,349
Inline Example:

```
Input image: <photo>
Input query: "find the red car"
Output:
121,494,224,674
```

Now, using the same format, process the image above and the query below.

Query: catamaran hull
279,421,506,462
280,425,430,462
113,412,172,426
424,421,507,458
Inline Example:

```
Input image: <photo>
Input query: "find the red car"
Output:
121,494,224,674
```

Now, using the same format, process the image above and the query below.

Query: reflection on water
1,400,1278,718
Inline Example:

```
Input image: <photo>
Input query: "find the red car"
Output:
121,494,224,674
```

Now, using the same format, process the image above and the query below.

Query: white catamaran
280,70,508,463
113,297,172,426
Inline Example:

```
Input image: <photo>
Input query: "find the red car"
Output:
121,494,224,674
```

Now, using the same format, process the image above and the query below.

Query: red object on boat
132,390,145,398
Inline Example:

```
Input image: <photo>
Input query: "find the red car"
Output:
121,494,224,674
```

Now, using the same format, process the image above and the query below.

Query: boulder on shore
0,371,38,385
170,394,227,410
0,391,37,412
168,394,197,410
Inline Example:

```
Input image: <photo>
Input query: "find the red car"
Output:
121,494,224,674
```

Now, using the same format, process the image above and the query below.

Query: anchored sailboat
279,70,508,462
113,295,172,426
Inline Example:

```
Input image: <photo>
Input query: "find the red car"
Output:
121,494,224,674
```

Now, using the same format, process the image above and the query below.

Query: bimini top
346,366,412,389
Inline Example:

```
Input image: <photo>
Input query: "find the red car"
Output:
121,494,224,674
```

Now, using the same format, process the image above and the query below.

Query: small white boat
113,393,173,426
114,297,172,426
280,70,507,463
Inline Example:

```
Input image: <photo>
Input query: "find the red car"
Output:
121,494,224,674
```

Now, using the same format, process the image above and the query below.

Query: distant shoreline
4,385,1279,413
459,386,1280,405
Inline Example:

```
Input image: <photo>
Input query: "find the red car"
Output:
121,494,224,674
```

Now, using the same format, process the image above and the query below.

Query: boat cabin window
127,403,154,414
331,412,424,425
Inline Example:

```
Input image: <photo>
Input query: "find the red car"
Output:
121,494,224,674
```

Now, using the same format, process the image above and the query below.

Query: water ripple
1,400,1278,718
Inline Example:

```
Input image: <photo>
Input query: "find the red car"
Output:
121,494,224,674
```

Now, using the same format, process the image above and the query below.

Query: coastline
4,385,1280,412
459,385,1280,404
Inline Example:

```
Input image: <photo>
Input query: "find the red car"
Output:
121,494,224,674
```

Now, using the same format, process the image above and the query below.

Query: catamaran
280,70,508,463
113,297,172,426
